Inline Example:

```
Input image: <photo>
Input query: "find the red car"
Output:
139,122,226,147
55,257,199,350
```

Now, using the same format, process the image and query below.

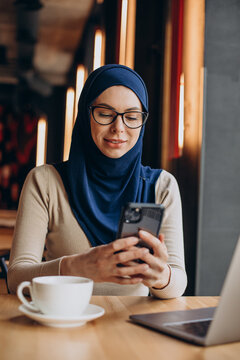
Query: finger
158,233,165,243
113,247,149,264
139,250,168,272
137,250,156,267
120,260,137,266
125,245,141,251
114,263,149,277
110,236,139,253
138,230,166,257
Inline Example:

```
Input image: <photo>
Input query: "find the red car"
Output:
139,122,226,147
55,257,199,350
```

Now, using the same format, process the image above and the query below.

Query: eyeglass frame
88,105,149,129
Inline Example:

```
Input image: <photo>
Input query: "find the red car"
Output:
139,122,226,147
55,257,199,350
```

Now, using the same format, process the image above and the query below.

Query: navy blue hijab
54,64,162,246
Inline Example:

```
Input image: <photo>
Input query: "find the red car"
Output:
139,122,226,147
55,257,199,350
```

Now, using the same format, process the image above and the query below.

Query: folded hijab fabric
54,64,162,246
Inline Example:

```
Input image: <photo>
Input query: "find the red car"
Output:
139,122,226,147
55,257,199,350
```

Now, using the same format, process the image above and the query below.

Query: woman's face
90,86,142,159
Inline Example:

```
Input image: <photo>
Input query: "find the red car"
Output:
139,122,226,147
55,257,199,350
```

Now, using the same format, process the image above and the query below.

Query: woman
8,64,187,297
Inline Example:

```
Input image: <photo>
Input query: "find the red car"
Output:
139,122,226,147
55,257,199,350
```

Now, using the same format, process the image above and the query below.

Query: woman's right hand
60,236,149,284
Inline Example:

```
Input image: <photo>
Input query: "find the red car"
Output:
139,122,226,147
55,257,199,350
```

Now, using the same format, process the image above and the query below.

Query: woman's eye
99,112,112,117
95,109,113,117
125,113,139,121
127,116,137,120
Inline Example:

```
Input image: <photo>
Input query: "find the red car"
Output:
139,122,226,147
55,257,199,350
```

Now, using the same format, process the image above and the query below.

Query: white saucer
19,303,105,328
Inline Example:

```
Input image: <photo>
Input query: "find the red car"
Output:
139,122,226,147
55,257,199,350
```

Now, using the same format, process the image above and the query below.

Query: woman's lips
104,138,127,147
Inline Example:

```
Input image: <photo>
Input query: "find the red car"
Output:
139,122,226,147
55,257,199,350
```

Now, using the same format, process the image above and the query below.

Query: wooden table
0,295,240,360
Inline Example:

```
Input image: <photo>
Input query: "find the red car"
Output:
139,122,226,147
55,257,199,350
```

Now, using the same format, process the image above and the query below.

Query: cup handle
17,281,40,313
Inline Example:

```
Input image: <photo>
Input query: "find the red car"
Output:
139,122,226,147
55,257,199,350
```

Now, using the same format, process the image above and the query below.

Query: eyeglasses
89,106,149,129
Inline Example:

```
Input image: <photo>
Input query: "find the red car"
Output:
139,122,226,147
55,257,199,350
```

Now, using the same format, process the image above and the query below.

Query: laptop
129,236,240,346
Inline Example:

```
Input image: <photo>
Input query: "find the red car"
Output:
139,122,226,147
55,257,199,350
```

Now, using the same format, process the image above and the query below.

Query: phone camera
124,207,142,223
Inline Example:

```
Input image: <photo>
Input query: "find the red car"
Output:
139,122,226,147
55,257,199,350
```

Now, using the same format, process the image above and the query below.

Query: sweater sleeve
149,170,187,299
7,166,62,294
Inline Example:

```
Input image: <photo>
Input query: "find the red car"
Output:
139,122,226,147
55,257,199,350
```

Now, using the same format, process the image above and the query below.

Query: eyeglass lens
92,107,147,128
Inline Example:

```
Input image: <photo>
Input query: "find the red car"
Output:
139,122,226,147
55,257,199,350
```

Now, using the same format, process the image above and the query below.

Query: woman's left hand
128,230,171,289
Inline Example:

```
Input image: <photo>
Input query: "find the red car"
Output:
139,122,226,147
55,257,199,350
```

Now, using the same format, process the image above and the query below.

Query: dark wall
0,84,17,106
134,0,167,169
104,0,119,65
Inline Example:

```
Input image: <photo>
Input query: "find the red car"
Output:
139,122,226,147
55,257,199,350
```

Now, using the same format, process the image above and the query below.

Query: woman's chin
102,148,126,159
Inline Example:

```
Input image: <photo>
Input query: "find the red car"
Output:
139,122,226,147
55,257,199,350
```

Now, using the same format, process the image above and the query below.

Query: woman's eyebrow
95,103,115,109
95,103,142,111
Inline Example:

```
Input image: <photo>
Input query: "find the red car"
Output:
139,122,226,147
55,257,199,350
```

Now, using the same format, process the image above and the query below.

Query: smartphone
117,202,165,253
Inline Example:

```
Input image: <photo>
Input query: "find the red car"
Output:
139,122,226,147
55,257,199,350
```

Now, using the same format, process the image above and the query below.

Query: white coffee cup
17,276,93,317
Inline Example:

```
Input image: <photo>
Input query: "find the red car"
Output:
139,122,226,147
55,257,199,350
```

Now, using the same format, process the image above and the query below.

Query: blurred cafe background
0,0,240,296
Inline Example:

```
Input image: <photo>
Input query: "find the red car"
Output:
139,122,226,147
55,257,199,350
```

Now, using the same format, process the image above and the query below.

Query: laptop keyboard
165,319,212,338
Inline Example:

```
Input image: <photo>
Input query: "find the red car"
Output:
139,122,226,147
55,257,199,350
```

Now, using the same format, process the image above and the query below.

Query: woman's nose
110,114,125,133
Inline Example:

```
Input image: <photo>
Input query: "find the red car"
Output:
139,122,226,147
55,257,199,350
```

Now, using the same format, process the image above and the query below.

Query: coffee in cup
17,276,93,317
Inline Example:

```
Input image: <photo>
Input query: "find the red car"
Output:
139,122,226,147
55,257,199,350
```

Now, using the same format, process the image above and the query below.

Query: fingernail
131,236,139,242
